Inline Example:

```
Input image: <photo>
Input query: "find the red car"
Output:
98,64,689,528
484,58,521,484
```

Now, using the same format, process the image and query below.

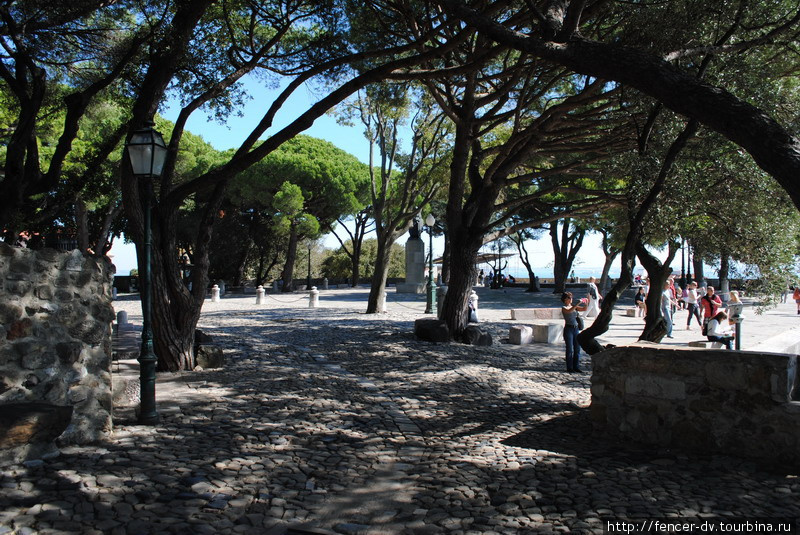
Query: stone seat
625,308,638,317
509,322,564,344
510,307,562,321
688,340,724,349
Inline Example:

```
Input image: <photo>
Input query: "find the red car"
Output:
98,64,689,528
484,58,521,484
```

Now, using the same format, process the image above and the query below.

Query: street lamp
124,121,168,426
307,242,313,290
424,214,436,315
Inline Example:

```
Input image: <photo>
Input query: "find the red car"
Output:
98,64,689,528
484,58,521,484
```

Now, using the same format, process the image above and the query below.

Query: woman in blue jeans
561,292,588,373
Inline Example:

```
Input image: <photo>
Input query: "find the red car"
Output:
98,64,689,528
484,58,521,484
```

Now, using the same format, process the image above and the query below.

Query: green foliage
321,238,404,282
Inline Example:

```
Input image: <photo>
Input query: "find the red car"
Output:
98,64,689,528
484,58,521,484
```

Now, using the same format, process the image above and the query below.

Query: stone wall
0,244,115,452
591,343,800,467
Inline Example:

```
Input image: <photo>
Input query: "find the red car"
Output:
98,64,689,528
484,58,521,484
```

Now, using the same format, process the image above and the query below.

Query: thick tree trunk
366,236,394,314
280,224,298,292
440,239,480,336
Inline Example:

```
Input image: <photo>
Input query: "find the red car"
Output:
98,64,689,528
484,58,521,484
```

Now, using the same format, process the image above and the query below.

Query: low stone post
436,285,448,316
112,287,117,300
256,285,265,305
322,277,329,290
309,286,319,308
117,311,128,330
382,292,388,313
211,284,220,302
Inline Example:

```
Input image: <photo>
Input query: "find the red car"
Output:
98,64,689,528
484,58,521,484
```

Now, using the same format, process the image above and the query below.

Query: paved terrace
1,286,798,535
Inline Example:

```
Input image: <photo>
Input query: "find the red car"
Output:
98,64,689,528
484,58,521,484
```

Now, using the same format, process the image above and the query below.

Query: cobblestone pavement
1,287,799,535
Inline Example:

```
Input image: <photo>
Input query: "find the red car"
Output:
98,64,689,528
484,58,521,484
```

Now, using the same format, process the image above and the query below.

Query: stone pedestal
397,238,426,294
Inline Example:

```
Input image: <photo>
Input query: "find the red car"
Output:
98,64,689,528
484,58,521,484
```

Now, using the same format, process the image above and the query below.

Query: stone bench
688,340,724,349
509,322,564,344
625,307,638,317
510,307,562,321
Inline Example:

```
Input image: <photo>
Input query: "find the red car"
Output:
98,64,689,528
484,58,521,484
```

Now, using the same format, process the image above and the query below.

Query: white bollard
468,290,479,322
382,291,388,313
322,277,329,290
309,286,319,308
256,285,265,305
211,284,220,302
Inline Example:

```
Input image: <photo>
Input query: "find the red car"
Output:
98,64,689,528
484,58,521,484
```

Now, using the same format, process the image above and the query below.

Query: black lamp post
124,121,168,426
307,242,313,289
424,214,436,314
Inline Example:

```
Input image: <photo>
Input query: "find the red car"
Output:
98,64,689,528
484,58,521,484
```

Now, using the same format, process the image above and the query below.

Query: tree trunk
578,245,636,355
599,249,618,294
550,220,585,294
351,239,362,287
636,240,678,343
693,248,705,284
280,224,298,292
440,239,480,336
719,250,730,297
366,236,394,313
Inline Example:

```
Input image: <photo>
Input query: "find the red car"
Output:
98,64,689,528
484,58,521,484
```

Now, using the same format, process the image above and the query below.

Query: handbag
576,314,584,330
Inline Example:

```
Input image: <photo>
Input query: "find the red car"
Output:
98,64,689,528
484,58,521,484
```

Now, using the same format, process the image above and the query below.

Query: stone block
459,326,492,346
511,308,562,320
195,344,225,369
509,325,533,345
625,308,637,317
0,402,73,449
0,302,22,325
533,323,563,344
414,319,450,343
687,340,723,349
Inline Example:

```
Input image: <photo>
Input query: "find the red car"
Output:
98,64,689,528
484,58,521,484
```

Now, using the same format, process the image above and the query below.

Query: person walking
794,284,800,315
561,292,588,373
585,276,602,318
685,282,702,330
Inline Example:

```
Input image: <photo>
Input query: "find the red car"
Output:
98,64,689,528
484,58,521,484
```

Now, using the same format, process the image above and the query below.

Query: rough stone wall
0,244,115,444
591,343,800,467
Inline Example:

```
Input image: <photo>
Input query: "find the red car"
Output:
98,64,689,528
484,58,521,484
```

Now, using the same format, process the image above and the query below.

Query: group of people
561,276,742,373
633,278,740,349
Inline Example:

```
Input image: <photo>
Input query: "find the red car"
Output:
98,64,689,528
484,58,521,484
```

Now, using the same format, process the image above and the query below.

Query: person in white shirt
706,311,735,350
685,282,702,330
661,281,675,338
585,276,602,318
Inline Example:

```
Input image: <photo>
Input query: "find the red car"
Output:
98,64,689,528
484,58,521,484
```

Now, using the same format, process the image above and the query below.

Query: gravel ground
1,286,798,535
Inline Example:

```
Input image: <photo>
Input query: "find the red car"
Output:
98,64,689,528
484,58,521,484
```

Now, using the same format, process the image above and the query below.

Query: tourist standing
700,286,723,334
634,286,647,317
586,276,602,318
685,282,702,330
661,281,675,338
561,292,587,373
